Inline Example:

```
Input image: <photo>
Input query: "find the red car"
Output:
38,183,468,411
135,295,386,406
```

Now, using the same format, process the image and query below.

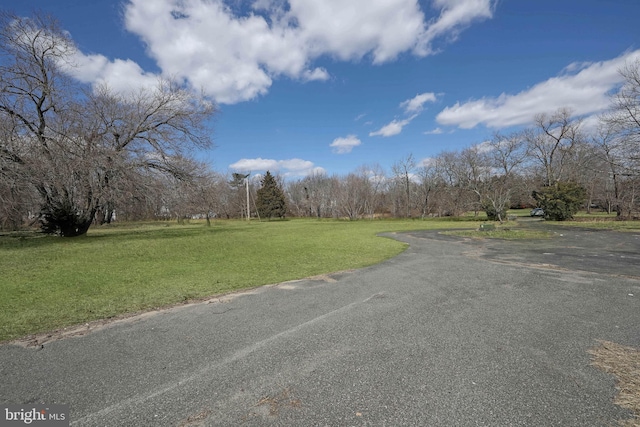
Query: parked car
530,208,545,217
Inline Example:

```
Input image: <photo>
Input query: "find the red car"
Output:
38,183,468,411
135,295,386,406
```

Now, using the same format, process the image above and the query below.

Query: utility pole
246,174,250,221
231,172,251,220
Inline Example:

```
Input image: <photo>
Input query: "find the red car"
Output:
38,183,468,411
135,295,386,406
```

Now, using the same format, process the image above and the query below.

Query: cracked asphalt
1,221,639,426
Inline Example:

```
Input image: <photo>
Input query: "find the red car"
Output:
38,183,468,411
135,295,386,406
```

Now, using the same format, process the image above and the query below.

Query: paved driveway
429,219,640,278
1,223,639,426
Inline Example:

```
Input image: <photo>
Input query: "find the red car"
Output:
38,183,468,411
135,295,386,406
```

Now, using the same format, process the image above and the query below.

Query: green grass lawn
544,219,640,232
441,228,554,240
0,218,476,342
511,208,640,231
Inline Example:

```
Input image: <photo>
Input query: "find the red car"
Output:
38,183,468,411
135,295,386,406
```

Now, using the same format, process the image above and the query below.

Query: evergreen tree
256,171,287,219
532,181,587,221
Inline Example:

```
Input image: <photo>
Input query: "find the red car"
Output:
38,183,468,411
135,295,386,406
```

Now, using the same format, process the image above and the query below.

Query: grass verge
588,340,640,426
0,218,475,342
441,227,554,240
508,208,640,232
545,220,640,232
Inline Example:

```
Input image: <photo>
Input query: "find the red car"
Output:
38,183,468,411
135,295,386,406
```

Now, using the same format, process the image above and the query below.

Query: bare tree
479,131,531,220
354,164,385,219
431,151,475,216
0,114,37,229
284,179,308,217
391,154,417,217
488,131,530,177
458,145,490,216
595,59,640,217
0,13,214,235
336,172,369,220
289,171,336,218
602,59,640,172
590,122,640,216
524,108,582,187
416,159,437,218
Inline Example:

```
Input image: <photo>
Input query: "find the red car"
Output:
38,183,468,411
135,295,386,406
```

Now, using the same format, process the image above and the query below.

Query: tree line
1,13,639,235
253,81,640,223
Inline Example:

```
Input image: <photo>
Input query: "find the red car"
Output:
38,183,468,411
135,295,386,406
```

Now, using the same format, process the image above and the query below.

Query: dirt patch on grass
589,340,640,426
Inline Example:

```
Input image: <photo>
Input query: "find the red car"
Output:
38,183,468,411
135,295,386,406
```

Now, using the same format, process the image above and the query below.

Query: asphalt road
1,222,639,426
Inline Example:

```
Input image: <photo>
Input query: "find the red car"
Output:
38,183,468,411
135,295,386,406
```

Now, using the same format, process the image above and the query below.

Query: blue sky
10,0,640,178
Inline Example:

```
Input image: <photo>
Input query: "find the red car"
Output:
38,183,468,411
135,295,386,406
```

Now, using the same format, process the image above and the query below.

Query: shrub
532,182,587,221
482,201,507,221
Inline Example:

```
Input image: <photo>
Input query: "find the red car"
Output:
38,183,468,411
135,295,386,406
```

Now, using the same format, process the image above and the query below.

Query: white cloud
373,92,437,138
580,114,603,134
472,140,494,153
229,157,324,177
436,49,640,129
109,0,496,104
124,0,284,103
56,46,161,96
417,0,495,55
70,54,160,94
330,135,362,154
301,67,330,82
287,0,426,64
369,115,417,137
400,92,437,113
424,127,444,135
51,0,495,104
420,157,435,168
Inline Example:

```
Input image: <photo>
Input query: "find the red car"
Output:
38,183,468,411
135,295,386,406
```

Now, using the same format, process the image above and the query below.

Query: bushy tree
481,199,507,221
532,182,586,221
256,171,286,219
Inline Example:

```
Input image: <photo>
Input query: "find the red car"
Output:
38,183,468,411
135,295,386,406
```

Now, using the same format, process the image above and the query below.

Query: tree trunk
60,217,94,237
